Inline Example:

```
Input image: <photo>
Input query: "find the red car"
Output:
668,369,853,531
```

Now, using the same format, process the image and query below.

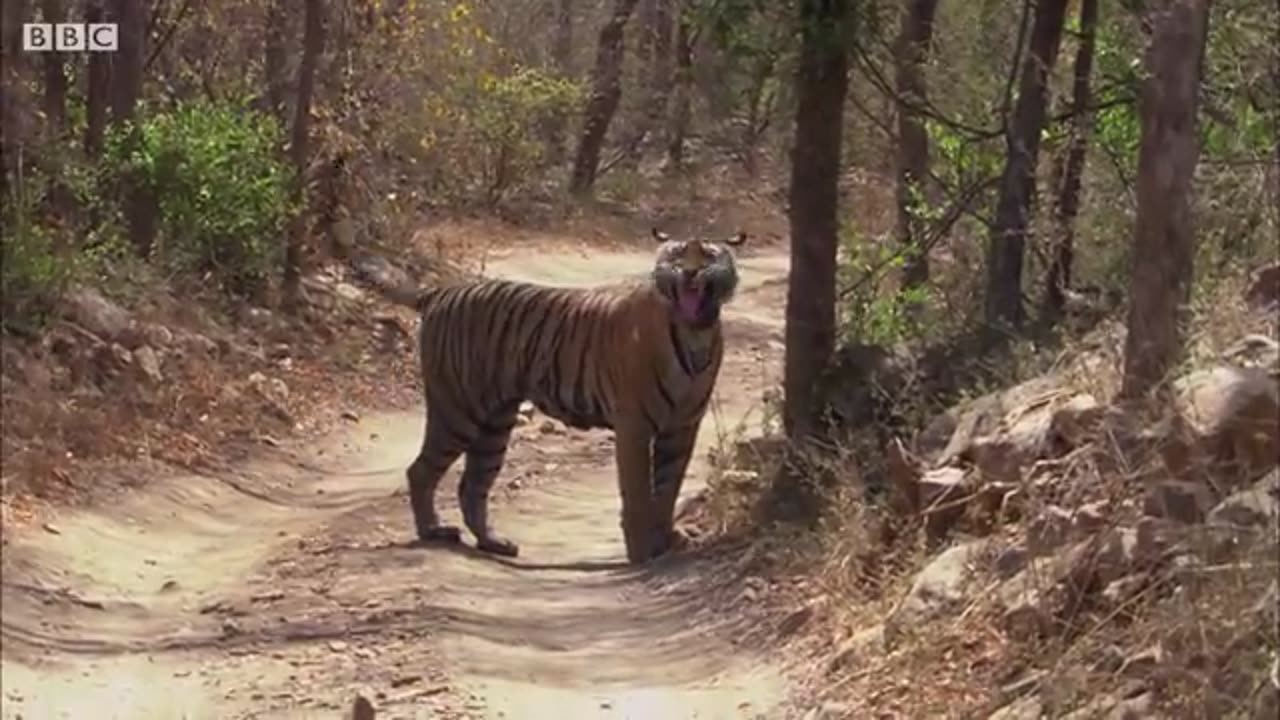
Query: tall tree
983,0,1070,333
665,3,695,173
109,0,146,126
893,0,942,292
1043,0,1099,319
283,0,327,312
41,0,69,135
84,1,110,157
1,0,30,196
546,0,575,163
1119,0,1211,400
784,0,851,439
264,0,290,124
570,0,641,196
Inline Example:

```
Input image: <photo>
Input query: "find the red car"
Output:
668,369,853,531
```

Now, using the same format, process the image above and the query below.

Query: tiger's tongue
678,286,702,321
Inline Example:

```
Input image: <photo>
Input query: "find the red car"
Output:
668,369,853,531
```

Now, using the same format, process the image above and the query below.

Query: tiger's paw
416,525,463,545
476,535,520,558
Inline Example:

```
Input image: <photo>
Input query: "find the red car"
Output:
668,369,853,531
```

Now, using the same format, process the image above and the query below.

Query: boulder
63,286,132,341
1142,479,1215,524
888,538,993,630
1174,365,1279,493
1050,393,1106,448
132,345,164,384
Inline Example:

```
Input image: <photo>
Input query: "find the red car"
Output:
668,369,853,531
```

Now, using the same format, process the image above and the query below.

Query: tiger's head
650,227,747,330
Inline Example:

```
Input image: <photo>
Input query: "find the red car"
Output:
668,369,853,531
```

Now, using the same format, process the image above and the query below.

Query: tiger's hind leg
407,408,467,545
458,407,520,558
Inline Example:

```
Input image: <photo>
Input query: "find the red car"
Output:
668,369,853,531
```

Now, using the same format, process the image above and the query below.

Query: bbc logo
22,23,119,52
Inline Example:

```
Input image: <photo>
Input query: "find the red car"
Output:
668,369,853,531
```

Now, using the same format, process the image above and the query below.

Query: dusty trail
1,243,792,720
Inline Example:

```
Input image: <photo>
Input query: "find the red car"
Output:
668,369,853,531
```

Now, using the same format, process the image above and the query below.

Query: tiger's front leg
614,423,656,565
651,423,699,559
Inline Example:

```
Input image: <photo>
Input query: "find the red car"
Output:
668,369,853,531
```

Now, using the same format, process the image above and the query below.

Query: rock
63,286,132,340
1221,334,1280,370
340,409,360,422
538,419,562,435
1208,469,1279,528
334,282,365,302
92,342,133,381
936,392,1006,466
1244,262,1280,310
1142,479,1215,524
937,377,1065,468
889,539,992,629
141,323,174,348
987,695,1043,720
1119,643,1166,679
133,346,164,384
918,467,971,546
1174,365,1279,492
827,624,886,673
1050,393,1105,448
180,331,219,357
249,372,292,423
1027,505,1075,556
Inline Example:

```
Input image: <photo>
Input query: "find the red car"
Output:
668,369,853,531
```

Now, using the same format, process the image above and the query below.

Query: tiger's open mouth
677,284,705,324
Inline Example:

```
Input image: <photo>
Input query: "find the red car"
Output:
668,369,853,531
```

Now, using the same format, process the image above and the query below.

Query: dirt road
0,243,793,720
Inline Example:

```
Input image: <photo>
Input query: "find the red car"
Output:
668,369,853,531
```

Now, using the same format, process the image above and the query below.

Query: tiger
369,228,747,565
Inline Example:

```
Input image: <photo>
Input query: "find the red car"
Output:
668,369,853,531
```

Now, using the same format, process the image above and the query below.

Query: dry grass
696,269,1279,718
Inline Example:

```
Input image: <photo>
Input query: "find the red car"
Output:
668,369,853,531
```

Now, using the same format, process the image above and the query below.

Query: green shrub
106,101,293,295
1,180,76,334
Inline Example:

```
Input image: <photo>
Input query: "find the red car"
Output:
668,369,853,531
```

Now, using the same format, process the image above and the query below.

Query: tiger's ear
725,231,748,247
651,227,672,243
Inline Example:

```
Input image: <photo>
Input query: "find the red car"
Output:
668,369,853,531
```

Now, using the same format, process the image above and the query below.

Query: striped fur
394,229,745,564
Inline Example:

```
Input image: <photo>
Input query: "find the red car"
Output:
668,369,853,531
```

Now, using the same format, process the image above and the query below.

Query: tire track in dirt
1,245,792,720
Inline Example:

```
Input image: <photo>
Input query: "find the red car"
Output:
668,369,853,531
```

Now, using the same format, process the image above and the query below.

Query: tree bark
109,0,146,126
109,0,155,256
1119,0,1210,401
1,0,29,196
84,1,111,157
983,0,1070,334
569,0,641,196
893,0,942,291
1043,0,1099,320
283,0,327,312
41,0,69,135
546,0,574,163
784,0,851,440
665,3,694,174
265,0,290,124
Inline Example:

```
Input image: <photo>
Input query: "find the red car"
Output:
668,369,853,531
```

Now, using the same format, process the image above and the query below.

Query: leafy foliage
105,102,294,295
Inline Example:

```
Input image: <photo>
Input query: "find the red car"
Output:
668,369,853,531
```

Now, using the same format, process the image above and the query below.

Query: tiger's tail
350,251,434,310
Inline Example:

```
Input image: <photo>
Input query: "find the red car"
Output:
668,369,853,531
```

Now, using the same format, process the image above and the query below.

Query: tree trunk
1119,0,1210,401
569,0,641,196
983,0,1070,334
41,0,69,135
283,0,326,313
784,0,851,440
893,0,941,291
265,0,289,124
665,4,694,174
1,0,29,196
642,0,673,153
1043,0,1099,320
109,0,145,125
546,0,574,163
84,1,111,157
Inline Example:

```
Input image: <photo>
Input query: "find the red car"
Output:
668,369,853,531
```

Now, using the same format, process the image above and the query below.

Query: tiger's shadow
353,536,714,575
